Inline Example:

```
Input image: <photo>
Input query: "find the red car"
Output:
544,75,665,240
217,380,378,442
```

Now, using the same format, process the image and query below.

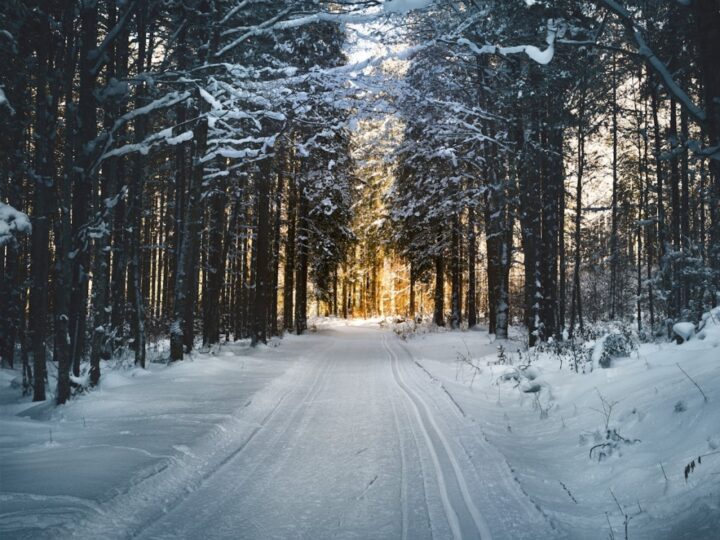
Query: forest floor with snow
1,314,719,540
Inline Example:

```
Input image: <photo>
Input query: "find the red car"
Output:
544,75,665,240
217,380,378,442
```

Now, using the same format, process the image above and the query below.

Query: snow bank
0,339,301,538
399,311,720,539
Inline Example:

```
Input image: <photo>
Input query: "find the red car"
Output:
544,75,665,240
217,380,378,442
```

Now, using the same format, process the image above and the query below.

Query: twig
610,489,630,540
592,388,620,431
590,442,612,460
676,363,708,403
610,488,643,540
605,512,616,540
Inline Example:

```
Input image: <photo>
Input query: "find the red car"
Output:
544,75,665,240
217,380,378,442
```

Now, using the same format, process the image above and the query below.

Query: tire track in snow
239,346,338,482
383,334,492,540
388,375,409,540
395,341,557,534
65,341,336,540
132,347,337,539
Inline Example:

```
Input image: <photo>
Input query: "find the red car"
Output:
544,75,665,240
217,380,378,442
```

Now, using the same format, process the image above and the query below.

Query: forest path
127,322,554,540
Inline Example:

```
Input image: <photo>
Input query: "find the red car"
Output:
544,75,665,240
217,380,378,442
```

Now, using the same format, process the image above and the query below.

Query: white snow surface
1,317,719,539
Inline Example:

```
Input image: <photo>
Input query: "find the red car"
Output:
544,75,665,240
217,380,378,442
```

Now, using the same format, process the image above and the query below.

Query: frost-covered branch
0,87,15,115
93,90,193,167
101,128,194,161
0,202,31,247
456,18,560,65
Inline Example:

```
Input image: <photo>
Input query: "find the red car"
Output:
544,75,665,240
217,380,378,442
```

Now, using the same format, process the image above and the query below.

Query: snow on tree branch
456,19,559,65
101,129,194,161
0,202,31,247
0,87,15,115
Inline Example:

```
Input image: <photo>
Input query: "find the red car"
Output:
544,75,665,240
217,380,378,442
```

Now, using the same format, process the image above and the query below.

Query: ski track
388,384,409,540
129,343,336,539
394,341,557,534
54,340,336,540
383,334,492,540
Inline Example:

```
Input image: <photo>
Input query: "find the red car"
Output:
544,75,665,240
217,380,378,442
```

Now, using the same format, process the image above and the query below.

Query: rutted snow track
383,334,491,540
45,323,558,540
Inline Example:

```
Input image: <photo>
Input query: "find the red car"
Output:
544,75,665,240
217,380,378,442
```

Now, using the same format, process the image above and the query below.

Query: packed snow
1,313,719,539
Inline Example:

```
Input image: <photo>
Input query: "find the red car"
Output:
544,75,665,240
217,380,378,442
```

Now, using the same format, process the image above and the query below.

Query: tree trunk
669,98,681,318
692,0,720,298
89,1,128,385
170,92,208,360
409,261,416,320
467,207,477,328
283,172,297,330
610,54,619,320
29,11,59,402
569,99,586,338
203,184,227,346
128,4,147,368
450,215,461,329
433,252,444,327
252,160,273,346
294,182,309,335
66,0,99,382
270,150,285,336
650,78,668,319
518,118,541,344
542,119,563,339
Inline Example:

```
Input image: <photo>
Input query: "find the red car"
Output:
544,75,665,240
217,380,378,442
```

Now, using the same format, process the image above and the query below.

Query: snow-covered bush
672,321,695,344
530,323,638,372
0,202,31,247
390,315,437,340
533,336,593,373
597,329,637,368
696,306,720,342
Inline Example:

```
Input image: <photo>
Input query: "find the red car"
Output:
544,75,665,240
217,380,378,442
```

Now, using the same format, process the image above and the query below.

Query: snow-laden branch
219,0,252,25
116,91,192,128
101,128,194,161
93,90,193,168
0,202,31,247
217,10,379,56
201,135,276,163
0,88,15,115
456,19,558,65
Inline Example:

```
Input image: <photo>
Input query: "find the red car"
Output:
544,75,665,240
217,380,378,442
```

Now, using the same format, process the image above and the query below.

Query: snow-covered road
126,325,553,540
78,323,554,540
4,320,720,539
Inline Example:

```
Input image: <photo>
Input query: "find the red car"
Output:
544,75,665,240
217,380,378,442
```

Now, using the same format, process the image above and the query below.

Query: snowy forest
1,1,720,539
